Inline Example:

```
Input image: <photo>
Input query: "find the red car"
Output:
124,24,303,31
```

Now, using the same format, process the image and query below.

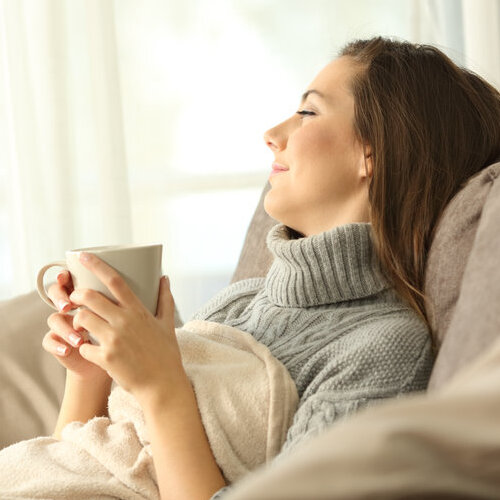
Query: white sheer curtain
1,0,498,322
0,0,132,293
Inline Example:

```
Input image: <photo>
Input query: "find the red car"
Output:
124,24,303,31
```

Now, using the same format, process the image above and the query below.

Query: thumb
156,276,174,320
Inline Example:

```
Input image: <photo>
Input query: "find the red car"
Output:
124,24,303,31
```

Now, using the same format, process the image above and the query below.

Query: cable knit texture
194,223,434,499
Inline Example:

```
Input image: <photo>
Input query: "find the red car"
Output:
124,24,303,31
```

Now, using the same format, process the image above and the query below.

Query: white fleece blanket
0,320,298,499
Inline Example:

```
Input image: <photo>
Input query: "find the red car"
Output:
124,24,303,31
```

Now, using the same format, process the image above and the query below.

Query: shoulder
189,277,265,323
301,305,434,397
370,307,434,390
343,305,433,380
356,306,432,357
336,290,432,358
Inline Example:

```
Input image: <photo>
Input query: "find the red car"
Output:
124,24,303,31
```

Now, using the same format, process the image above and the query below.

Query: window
0,0,414,322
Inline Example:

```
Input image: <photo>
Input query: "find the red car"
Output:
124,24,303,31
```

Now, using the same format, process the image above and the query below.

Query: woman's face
263,56,372,237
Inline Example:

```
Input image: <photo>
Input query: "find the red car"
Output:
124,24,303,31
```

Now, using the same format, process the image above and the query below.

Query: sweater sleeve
188,277,265,324
277,313,434,459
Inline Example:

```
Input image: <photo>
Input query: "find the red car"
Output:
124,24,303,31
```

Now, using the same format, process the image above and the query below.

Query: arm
140,377,226,500
43,271,114,440
189,278,265,323
53,372,112,440
66,255,227,499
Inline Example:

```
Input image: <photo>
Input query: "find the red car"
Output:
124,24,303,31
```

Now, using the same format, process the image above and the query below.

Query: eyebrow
300,89,325,104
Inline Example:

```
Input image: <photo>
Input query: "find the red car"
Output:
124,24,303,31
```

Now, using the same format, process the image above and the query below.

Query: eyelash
296,110,316,118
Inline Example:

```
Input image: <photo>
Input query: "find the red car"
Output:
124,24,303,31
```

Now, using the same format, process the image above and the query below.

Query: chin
263,190,306,237
263,191,281,222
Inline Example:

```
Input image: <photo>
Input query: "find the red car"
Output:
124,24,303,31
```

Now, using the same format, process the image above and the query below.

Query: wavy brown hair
339,37,500,340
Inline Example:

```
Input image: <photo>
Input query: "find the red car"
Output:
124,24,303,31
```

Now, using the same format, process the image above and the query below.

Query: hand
43,271,111,382
46,270,76,313
68,252,187,406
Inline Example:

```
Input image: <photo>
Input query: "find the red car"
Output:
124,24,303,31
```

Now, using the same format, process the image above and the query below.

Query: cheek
289,123,346,176
289,123,331,156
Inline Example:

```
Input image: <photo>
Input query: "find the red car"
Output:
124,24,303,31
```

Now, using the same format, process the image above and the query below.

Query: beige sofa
1,160,499,497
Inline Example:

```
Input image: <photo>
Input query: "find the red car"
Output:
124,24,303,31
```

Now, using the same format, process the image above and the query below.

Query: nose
263,121,288,152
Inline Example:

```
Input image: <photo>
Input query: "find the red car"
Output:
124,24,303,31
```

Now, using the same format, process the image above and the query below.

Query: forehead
307,56,357,101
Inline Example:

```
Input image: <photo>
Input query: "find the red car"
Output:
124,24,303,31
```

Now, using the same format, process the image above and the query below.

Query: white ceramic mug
36,244,163,344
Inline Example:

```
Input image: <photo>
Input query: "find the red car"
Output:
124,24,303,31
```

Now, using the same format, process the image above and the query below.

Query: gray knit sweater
196,222,434,499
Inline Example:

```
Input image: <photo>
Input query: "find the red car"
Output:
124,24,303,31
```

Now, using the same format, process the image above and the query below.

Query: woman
31,36,500,500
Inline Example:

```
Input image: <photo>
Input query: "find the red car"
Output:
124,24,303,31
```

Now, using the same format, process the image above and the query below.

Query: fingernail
79,252,91,263
58,300,71,312
57,345,68,355
69,333,82,347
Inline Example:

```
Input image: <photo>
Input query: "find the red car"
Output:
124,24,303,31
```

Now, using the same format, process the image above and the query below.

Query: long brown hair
339,37,500,339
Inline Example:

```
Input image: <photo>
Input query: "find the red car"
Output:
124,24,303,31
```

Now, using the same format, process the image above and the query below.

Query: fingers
42,330,72,357
57,270,73,290
47,312,85,348
78,342,102,367
69,288,121,324
156,276,174,320
72,306,111,342
47,274,76,313
78,252,143,309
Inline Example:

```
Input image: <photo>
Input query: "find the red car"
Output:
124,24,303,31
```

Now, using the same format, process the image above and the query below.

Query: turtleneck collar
264,223,391,307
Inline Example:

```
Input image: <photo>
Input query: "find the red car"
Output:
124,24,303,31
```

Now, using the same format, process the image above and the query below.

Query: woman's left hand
69,252,188,407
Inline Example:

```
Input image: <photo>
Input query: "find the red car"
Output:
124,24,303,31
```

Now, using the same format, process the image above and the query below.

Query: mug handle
36,261,68,310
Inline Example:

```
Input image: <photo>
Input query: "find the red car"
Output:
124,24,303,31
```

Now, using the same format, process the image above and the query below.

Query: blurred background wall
0,0,499,322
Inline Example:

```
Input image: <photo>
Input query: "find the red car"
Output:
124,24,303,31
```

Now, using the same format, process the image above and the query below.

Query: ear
359,144,373,180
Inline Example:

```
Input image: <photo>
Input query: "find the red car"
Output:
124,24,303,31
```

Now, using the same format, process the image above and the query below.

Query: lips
271,163,289,175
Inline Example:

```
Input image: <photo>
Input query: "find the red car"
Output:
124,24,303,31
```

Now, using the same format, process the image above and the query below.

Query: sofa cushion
230,181,276,283
425,161,500,389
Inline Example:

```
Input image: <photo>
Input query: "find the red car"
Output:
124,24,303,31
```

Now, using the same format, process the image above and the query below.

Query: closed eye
296,110,316,118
